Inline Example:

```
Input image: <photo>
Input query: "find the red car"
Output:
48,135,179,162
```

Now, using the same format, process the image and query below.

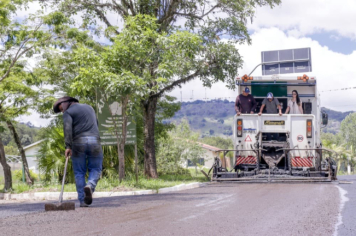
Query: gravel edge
0,182,208,201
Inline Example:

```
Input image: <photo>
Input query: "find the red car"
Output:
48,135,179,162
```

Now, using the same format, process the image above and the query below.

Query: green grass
0,169,210,194
337,171,355,176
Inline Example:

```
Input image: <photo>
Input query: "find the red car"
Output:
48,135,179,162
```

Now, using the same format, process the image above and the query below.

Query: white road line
334,185,349,236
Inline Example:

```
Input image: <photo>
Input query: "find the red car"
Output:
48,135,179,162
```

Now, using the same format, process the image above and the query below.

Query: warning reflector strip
236,156,257,165
291,157,313,167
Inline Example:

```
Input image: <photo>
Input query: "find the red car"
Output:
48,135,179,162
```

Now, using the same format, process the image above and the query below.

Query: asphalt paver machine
211,48,337,182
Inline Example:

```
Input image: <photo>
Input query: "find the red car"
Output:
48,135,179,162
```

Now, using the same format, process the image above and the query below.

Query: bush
12,169,39,181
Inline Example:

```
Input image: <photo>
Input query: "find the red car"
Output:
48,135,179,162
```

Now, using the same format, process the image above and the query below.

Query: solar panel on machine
261,48,312,75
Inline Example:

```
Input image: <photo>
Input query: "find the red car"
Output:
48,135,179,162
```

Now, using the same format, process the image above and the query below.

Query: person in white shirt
285,90,303,114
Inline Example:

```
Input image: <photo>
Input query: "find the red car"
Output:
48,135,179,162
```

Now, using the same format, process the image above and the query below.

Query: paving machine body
212,75,337,182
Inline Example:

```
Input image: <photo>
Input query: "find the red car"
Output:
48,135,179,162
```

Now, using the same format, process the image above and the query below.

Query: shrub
12,169,39,181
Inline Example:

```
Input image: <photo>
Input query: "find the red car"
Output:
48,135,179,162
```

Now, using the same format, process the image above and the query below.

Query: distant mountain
166,100,353,136
20,121,37,128
167,99,235,137
321,108,354,122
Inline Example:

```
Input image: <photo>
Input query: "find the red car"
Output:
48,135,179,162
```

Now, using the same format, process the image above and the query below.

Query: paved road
336,175,356,236
0,183,340,236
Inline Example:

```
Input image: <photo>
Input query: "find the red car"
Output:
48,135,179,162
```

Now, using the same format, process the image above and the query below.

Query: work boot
83,185,93,205
80,202,89,207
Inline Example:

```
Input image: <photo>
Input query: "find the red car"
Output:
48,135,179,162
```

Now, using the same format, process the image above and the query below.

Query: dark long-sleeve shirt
235,94,257,113
63,103,100,149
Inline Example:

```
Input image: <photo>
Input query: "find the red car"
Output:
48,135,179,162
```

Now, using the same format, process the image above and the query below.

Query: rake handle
59,156,69,203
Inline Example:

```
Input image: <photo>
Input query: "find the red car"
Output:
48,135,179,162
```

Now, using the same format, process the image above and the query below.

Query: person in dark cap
53,96,103,207
235,87,257,116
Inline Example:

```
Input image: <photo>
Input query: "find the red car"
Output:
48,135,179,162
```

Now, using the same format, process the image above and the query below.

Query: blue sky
308,32,356,55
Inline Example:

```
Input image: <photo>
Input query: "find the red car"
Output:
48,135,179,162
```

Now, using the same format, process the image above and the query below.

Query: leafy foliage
156,119,204,175
12,169,39,182
37,120,75,183
340,113,356,154
1,122,40,146
38,0,281,178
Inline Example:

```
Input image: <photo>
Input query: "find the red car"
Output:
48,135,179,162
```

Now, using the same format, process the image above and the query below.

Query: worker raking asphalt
51,96,104,208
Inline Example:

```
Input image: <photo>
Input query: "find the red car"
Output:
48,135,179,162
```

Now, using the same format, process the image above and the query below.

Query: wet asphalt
336,175,356,236
0,182,341,236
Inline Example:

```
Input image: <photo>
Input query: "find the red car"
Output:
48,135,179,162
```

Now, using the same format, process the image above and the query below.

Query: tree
41,0,281,178
0,0,73,189
340,113,356,153
70,15,200,180
20,134,32,146
1,5,72,186
157,119,204,176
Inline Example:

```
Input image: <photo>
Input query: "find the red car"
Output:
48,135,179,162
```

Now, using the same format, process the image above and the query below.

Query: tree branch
93,7,121,35
151,69,201,99
172,12,202,20
112,0,130,16
0,33,52,83
201,3,220,18
158,0,180,30
119,0,136,16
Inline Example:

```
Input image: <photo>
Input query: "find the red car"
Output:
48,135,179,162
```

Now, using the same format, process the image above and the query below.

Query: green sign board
251,81,287,97
96,92,136,146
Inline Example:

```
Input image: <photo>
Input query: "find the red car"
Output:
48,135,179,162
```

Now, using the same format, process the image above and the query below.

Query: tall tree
1,0,71,187
41,0,281,177
340,113,356,154
71,15,201,180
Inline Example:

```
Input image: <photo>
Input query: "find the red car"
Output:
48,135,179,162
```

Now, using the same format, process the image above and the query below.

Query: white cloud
249,0,356,40
16,110,53,127
329,35,341,41
169,27,356,112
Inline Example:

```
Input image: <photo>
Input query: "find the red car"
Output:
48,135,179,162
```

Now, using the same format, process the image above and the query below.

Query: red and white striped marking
235,156,257,165
291,157,314,167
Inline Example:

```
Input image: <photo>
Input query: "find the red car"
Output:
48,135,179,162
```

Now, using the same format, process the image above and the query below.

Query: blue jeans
71,136,103,202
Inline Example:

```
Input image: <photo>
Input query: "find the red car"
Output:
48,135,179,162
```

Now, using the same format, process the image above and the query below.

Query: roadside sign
261,48,312,75
96,91,136,146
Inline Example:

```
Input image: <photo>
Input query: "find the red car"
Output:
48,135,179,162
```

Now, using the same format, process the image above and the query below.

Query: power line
321,87,356,93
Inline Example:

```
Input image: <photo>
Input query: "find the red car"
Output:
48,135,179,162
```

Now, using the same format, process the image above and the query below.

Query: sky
168,0,356,112
15,0,356,126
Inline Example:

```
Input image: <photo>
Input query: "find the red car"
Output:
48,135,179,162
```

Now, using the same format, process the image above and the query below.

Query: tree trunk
143,96,158,178
0,136,12,191
118,97,129,182
6,120,33,185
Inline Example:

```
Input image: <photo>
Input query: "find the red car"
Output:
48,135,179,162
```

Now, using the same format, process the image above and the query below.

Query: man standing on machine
258,92,282,141
258,92,282,116
235,87,257,115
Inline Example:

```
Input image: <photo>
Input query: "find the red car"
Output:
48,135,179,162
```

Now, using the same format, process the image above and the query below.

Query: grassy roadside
0,169,210,194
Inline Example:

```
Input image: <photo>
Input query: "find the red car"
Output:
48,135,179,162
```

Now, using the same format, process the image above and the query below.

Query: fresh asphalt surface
0,179,354,236
336,175,356,236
